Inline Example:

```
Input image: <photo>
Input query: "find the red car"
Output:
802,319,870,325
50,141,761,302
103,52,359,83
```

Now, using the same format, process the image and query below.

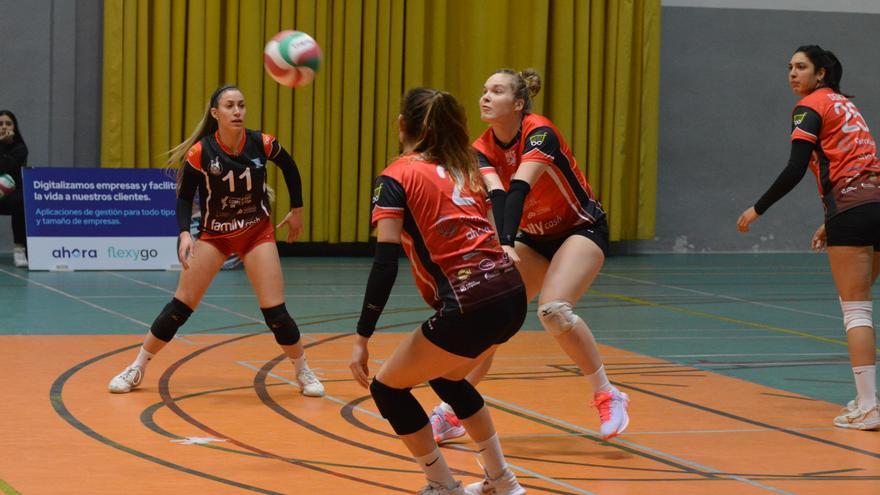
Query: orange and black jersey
473,113,604,237
178,129,302,235
756,88,880,218
371,153,523,314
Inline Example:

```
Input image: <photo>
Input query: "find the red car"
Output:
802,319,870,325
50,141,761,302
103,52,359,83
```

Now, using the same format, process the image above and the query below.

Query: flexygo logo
107,247,159,261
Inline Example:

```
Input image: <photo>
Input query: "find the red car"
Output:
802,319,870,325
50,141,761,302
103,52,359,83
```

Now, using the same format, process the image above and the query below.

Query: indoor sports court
2,1,880,494
2,254,878,494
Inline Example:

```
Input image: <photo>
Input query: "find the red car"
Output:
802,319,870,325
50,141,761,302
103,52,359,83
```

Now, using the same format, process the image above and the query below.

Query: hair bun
520,69,542,98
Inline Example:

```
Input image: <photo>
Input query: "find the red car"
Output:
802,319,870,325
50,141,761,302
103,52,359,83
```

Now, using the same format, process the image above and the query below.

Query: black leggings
0,188,25,245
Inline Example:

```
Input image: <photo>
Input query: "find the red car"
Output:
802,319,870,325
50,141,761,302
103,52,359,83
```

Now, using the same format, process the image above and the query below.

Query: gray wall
0,0,102,251
627,4,880,252
2,1,879,253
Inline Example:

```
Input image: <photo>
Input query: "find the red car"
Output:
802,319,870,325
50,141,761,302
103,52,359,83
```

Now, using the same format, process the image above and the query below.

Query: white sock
475,433,507,479
415,447,456,488
292,355,309,373
133,347,154,368
586,365,613,393
439,402,454,415
853,365,878,410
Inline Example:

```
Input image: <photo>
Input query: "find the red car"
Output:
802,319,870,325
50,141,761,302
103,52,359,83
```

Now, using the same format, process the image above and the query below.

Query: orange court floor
0,253,878,494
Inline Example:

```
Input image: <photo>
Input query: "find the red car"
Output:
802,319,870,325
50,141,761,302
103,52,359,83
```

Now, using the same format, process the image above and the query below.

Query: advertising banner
23,168,180,270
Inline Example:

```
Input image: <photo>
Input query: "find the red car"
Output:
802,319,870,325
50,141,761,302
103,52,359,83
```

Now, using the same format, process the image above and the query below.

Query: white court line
599,272,854,324
0,267,151,328
444,443,598,495
501,426,839,438
658,352,848,358
602,335,815,341
235,361,383,420
239,359,597,495
483,394,796,495
85,293,426,298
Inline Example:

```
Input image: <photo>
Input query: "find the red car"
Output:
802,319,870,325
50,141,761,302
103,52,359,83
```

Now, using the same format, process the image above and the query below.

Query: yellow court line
589,289,880,351
0,479,22,495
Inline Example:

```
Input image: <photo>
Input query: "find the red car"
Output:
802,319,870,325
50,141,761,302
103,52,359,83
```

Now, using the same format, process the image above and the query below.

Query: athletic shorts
826,202,880,250
516,216,609,261
199,217,275,257
420,286,527,358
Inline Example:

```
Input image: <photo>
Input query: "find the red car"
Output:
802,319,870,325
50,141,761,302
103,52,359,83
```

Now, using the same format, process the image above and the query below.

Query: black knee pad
261,303,301,346
149,298,193,342
429,378,485,420
369,378,429,436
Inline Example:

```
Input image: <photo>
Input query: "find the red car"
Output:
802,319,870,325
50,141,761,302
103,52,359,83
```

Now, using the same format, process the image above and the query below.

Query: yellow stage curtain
102,0,659,242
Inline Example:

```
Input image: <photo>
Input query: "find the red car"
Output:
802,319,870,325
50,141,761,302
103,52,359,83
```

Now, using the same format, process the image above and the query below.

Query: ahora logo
52,246,98,259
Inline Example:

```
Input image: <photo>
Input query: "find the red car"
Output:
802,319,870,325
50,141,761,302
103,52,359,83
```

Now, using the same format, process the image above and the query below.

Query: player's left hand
349,336,370,388
811,223,827,252
736,206,760,233
276,207,304,243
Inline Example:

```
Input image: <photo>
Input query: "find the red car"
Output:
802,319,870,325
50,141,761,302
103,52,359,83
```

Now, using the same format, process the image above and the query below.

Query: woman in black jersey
107,85,323,398
0,110,28,267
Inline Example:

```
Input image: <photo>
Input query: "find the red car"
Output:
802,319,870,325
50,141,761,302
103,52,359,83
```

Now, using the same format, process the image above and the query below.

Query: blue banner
23,168,178,237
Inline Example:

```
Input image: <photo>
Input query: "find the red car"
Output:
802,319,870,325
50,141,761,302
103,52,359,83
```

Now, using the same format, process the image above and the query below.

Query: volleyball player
430,69,630,443
738,46,879,430
108,85,323,398
350,88,526,494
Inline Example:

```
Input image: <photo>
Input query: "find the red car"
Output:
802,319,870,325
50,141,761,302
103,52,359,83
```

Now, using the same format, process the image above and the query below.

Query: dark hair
400,88,483,193
493,68,542,113
0,110,25,145
795,45,851,97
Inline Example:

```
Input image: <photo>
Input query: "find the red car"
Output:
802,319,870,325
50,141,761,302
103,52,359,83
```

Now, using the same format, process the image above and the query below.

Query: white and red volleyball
263,30,321,88
0,174,15,198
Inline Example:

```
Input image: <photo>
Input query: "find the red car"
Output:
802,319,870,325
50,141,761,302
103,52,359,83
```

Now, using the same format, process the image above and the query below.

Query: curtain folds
101,0,660,242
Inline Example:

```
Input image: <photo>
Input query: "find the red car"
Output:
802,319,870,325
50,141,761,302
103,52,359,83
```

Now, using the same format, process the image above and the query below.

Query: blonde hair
494,68,542,113
168,85,239,190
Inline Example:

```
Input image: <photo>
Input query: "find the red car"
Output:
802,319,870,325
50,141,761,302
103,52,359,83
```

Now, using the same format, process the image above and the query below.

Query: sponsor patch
529,131,548,147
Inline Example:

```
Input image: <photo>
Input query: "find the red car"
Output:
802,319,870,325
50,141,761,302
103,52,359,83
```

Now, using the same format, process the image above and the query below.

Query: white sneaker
13,246,27,268
430,405,466,443
417,480,465,495
845,393,880,412
834,404,880,430
295,368,325,397
464,468,525,495
108,365,145,393
593,388,630,440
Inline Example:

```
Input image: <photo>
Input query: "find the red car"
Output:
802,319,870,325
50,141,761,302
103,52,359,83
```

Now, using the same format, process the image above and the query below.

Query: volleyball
263,30,321,88
0,173,15,198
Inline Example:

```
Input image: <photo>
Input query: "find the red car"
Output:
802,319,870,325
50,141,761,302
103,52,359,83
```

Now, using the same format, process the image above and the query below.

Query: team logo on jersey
505,149,516,167
372,183,383,204
792,112,807,126
250,158,264,168
208,157,222,176
478,259,496,271
529,131,548,147
456,268,472,281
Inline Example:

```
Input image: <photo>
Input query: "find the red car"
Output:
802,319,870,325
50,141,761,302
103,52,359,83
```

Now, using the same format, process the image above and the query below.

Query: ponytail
400,88,483,194
168,84,239,191
795,45,851,97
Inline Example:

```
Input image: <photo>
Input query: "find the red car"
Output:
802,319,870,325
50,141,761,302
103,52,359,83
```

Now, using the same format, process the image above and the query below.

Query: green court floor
1,253,874,408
